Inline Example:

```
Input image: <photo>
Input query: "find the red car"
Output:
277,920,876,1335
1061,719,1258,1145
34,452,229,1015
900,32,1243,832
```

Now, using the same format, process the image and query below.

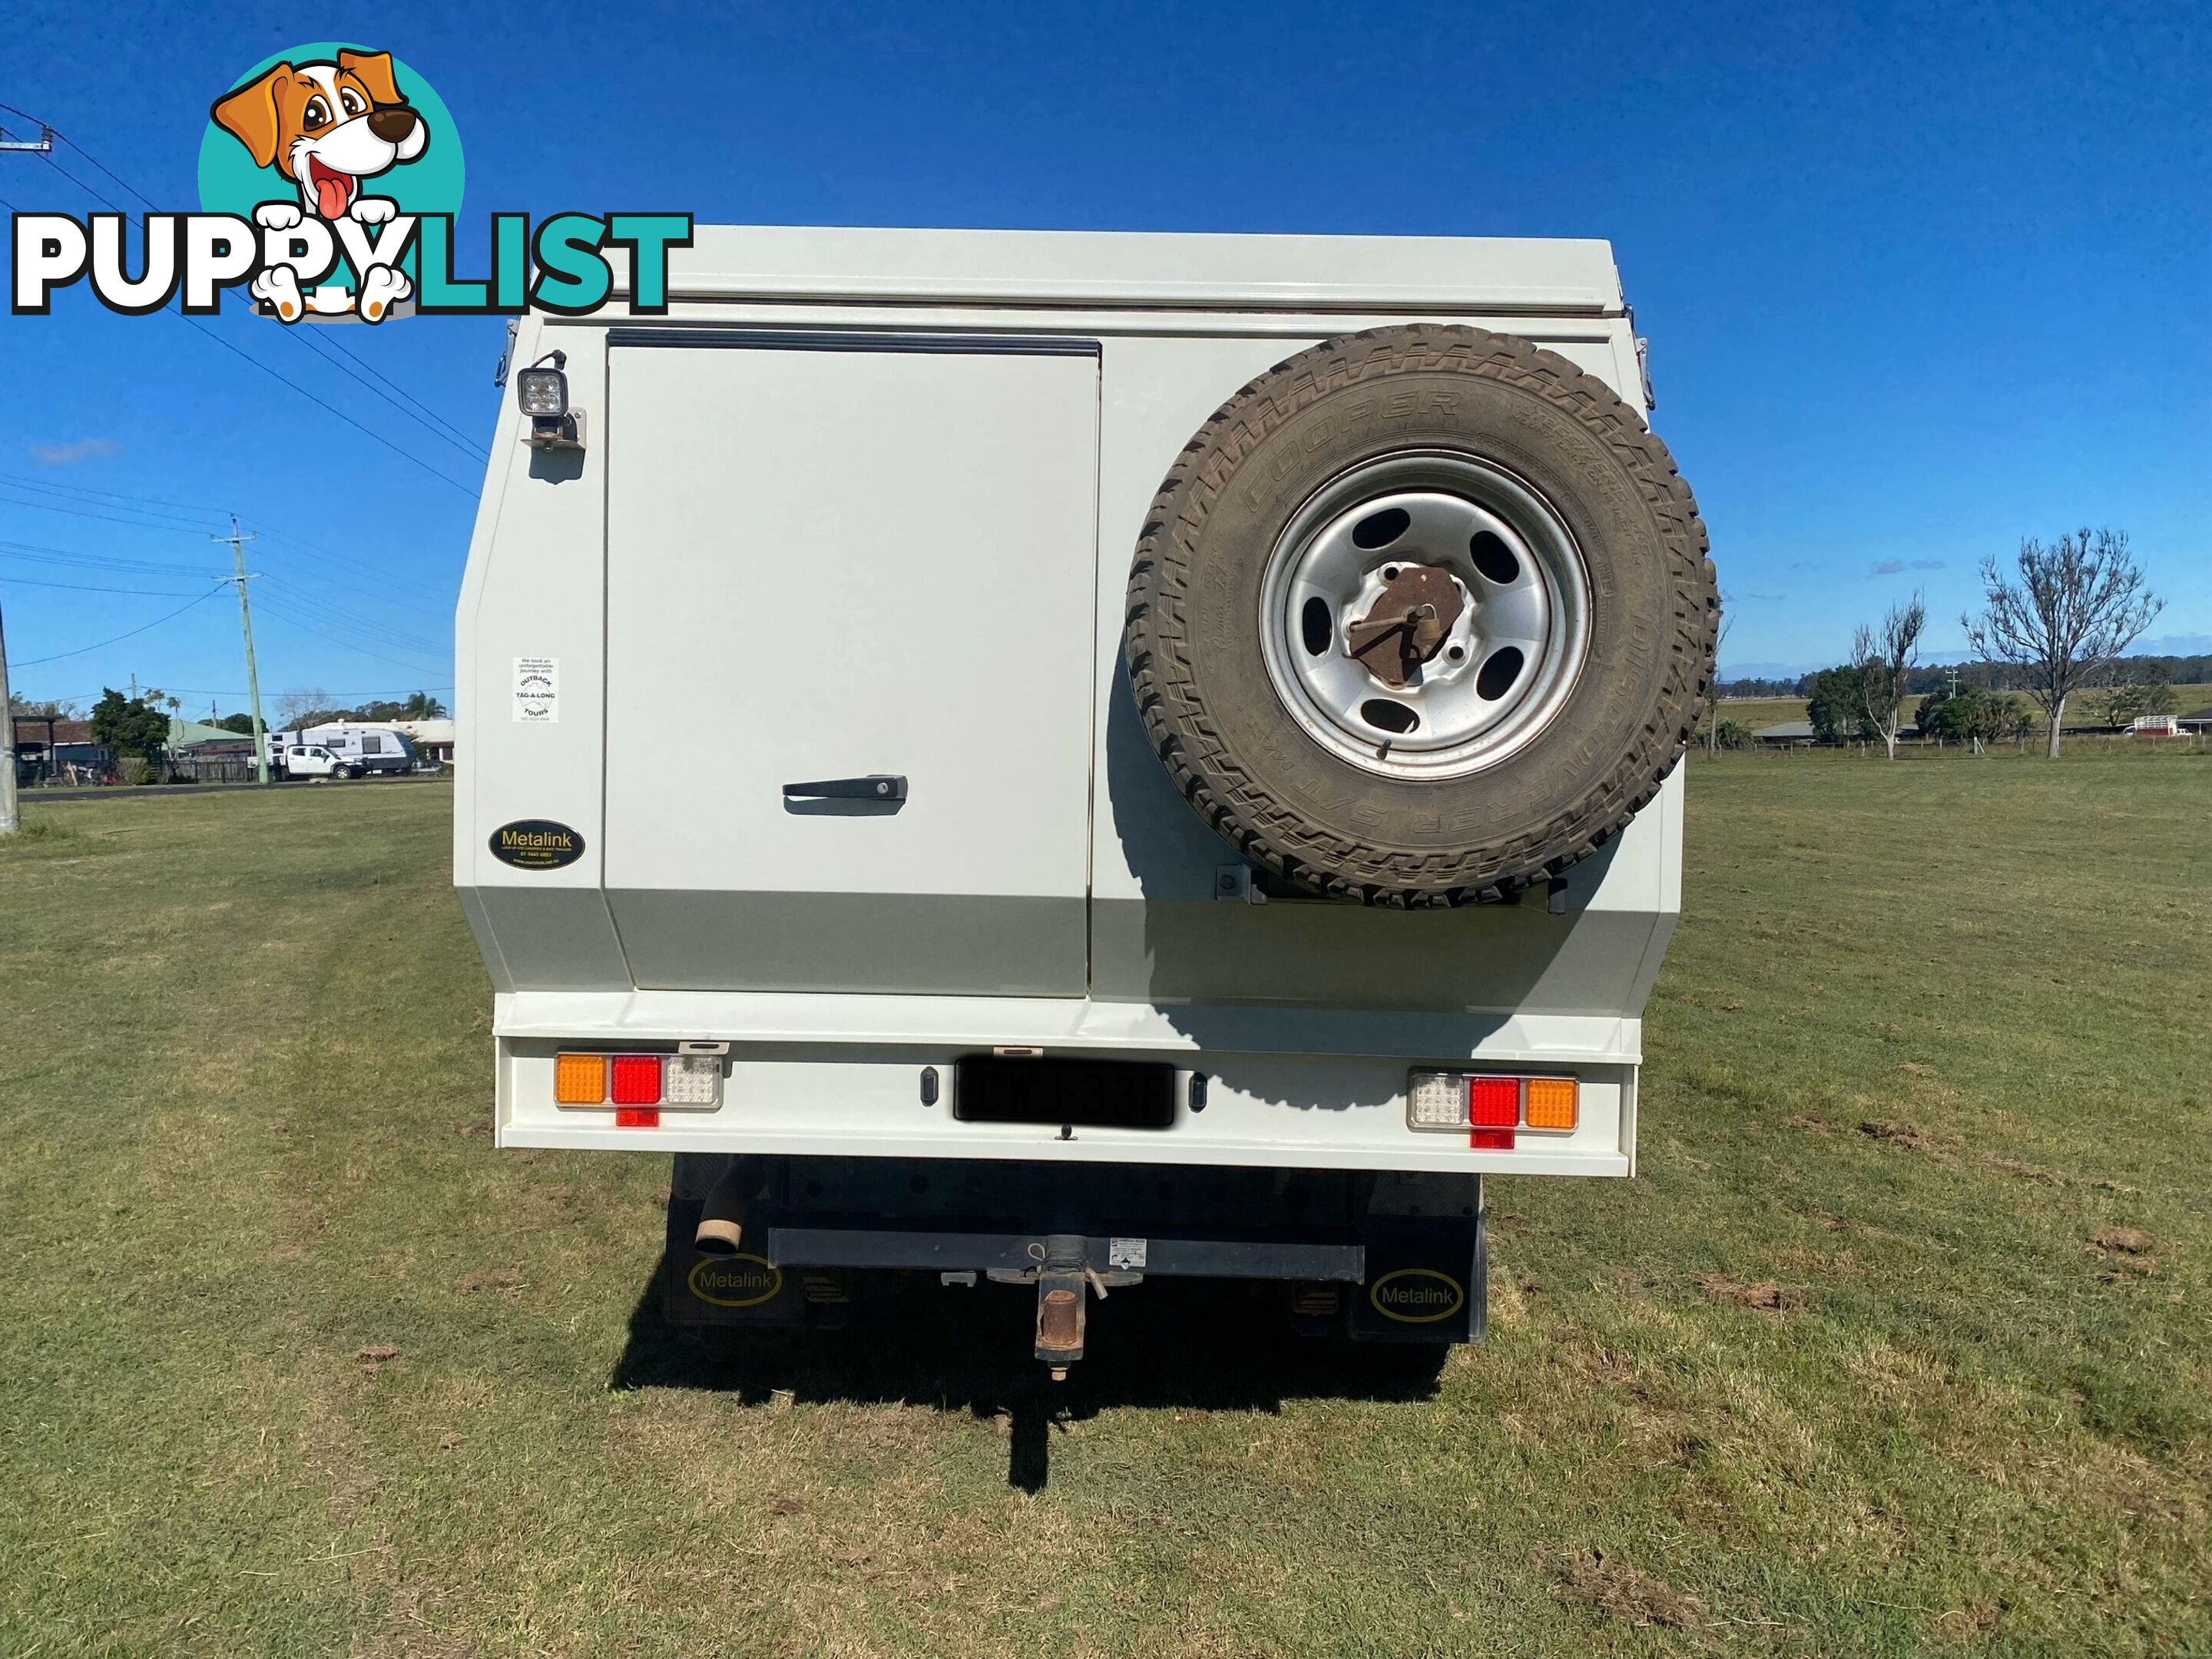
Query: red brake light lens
611,1054,663,1105
614,1105,661,1128
1469,1075,1520,1128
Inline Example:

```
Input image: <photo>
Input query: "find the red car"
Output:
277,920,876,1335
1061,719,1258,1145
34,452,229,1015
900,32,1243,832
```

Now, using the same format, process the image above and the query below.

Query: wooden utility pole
214,517,270,784
0,594,18,836
0,124,52,831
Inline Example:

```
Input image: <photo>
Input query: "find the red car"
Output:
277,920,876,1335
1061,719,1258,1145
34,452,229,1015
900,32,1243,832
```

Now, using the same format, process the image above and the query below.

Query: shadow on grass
611,1254,1446,1490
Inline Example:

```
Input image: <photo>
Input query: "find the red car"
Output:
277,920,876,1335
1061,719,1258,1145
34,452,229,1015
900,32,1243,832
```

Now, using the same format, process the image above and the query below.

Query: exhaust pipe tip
693,1158,757,1257
693,1216,743,1256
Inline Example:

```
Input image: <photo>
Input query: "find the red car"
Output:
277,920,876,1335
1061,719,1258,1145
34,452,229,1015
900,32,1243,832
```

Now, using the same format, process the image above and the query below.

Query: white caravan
455,227,1715,1374
268,725,418,777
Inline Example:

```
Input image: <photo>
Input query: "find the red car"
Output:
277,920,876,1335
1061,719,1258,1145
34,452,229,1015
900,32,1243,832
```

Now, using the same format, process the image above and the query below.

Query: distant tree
1699,614,1735,756
1916,682,2030,752
88,688,170,760
214,713,257,735
1914,680,1962,740
1712,717,1753,750
400,690,447,720
275,687,333,729
1805,667,1876,743
1719,653,2209,707
1963,528,2163,757
1852,594,1927,760
8,694,78,718
2087,663,2177,729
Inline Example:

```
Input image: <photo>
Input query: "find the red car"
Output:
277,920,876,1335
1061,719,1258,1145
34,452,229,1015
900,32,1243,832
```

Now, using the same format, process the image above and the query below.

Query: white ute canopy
455,227,1703,1180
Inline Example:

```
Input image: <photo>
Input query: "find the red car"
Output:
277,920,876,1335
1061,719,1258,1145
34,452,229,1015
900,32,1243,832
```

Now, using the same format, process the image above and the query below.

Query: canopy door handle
782,774,907,802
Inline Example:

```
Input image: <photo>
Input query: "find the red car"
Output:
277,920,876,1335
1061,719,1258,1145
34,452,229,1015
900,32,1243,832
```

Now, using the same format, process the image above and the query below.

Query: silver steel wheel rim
1257,452,1591,780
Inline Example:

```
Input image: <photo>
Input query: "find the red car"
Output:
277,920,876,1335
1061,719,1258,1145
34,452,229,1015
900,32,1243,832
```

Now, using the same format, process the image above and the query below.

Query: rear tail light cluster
1407,1070,1579,1148
555,1051,724,1119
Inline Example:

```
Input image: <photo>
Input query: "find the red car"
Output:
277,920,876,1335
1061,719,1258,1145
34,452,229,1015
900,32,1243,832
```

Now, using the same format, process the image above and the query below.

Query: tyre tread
1124,324,1718,905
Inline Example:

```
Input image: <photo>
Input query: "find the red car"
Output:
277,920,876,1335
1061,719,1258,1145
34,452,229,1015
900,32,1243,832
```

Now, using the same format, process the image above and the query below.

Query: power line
0,473,225,528
260,576,448,653
256,597,449,666
0,159,482,498
0,485,224,535
0,470,228,517
28,118,492,462
0,106,163,212
0,572,216,596
166,298,483,498
0,474,460,618
285,323,490,462
252,601,451,675
0,536,230,576
0,494,459,637
15,584,229,666
243,522,458,608
312,332,488,455
27,123,493,469
124,684,453,697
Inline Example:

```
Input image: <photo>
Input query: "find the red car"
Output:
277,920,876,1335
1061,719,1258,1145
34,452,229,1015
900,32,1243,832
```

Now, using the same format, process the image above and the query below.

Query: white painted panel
603,341,1100,905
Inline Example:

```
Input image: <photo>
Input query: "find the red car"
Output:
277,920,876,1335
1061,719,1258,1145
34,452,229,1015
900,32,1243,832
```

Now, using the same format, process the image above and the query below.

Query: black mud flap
662,1195,856,1328
1345,1209,1487,1345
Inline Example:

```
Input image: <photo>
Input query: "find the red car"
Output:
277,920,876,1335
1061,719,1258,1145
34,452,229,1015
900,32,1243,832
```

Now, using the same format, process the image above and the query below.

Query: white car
281,743,363,780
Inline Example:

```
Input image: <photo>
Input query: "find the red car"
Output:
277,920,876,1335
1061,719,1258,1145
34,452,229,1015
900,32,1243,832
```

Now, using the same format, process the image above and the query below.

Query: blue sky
3,0,2207,710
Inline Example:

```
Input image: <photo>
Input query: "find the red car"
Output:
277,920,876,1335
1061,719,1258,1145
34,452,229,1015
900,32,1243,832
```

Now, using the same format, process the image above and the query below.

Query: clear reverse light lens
1407,1069,1467,1130
664,1053,722,1107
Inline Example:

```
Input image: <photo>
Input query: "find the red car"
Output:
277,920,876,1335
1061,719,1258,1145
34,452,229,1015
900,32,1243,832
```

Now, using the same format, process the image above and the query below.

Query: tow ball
1032,1233,1096,1382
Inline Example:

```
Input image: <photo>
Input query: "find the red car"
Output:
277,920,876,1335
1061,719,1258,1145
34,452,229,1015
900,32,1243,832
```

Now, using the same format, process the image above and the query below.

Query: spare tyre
1124,323,1716,906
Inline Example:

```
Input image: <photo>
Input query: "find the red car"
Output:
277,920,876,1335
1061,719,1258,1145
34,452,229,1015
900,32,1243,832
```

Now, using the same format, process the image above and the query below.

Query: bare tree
1851,593,1926,760
2085,662,2175,730
275,687,332,729
1962,529,2163,757
1701,612,1735,755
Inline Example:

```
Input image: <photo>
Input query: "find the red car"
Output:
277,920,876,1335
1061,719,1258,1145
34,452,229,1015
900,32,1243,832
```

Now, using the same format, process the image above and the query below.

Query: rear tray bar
762,1224,1366,1282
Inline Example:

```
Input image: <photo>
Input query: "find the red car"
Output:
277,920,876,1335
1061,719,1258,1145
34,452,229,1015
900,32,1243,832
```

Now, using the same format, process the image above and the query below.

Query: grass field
2,757,2207,1657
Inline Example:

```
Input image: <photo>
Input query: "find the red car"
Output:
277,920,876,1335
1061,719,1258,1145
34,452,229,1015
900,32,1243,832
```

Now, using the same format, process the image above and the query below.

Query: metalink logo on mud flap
687,1255,783,1309
9,42,690,323
1369,1267,1465,1323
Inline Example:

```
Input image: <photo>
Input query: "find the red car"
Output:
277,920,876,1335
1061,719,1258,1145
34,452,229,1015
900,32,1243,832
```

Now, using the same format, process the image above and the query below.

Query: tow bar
1032,1233,1091,1382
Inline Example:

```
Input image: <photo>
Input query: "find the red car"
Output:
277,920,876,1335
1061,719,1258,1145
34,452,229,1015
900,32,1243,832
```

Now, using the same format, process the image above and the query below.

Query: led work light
515,351,585,452
515,366,568,416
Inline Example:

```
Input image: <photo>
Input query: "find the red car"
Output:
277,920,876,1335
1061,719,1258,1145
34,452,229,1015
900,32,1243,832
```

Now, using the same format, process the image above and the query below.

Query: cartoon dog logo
210,49,426,321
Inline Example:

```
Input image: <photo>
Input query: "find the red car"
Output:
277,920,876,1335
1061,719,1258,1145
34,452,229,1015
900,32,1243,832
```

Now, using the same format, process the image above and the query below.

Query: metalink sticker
1368,1267,1465,1323
488,819,583,870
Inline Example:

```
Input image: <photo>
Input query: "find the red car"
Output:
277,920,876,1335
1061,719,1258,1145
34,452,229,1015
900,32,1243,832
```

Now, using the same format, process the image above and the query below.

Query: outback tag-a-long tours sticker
10,40,690,324
489,820,584,871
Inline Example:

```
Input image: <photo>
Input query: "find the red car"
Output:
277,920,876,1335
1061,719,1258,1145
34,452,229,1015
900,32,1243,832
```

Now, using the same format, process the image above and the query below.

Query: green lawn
2,758,2207,1657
